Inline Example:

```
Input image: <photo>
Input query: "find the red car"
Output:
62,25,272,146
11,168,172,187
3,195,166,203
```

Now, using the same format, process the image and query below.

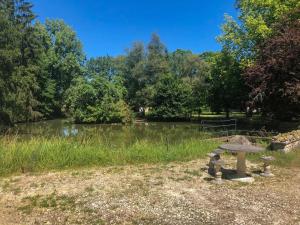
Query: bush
64,77,133,124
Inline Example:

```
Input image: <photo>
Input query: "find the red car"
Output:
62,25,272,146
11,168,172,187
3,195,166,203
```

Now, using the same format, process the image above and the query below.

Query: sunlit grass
248,148,300,168
0,135,221,176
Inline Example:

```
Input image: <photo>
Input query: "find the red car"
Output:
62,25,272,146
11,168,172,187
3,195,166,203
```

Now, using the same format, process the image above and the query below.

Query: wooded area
0,0,299,124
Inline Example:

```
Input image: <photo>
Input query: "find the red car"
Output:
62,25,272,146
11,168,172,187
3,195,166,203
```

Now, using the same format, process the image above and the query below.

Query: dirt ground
0,156,299,225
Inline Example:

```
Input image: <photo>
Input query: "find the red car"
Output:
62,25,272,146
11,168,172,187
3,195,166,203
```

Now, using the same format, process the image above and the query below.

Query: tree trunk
225,108,230,119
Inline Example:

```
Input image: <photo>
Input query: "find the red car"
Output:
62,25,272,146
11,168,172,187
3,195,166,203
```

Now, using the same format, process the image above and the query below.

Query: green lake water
10,119,214,147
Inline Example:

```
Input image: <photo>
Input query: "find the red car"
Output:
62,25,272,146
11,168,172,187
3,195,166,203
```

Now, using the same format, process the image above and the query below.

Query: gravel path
0,157,299,225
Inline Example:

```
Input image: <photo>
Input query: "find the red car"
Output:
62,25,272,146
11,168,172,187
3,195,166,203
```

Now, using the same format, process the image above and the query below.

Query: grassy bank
0,135,221,176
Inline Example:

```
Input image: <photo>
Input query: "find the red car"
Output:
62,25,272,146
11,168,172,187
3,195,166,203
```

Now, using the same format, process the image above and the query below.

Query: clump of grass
0,135,220,176
18,193,77,214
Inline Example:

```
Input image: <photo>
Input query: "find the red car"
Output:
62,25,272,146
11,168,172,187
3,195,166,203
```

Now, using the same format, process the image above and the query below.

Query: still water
10,119,212,146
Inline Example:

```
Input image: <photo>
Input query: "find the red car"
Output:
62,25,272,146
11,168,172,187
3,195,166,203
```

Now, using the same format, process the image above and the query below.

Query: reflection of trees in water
13,119,67,137
72,123,211,147
62,126,78,137
13,120,212,147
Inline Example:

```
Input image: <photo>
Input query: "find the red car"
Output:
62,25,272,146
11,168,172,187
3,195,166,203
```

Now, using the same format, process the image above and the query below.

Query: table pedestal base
236,152,247,177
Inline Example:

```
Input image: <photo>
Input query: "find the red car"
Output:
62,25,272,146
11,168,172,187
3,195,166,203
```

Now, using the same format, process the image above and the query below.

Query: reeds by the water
0,135,220,176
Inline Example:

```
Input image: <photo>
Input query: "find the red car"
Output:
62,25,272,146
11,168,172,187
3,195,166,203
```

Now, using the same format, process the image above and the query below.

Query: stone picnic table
219,144,264,177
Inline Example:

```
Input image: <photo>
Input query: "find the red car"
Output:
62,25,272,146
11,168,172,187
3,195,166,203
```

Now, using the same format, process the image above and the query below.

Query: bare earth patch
0,157,299,225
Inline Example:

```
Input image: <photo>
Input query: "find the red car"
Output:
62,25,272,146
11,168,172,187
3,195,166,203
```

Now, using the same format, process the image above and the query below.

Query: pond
9,119,214,147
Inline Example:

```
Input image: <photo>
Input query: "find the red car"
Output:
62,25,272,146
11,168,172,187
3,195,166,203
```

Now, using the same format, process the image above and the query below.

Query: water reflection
10,119,211,147
63,126,78,137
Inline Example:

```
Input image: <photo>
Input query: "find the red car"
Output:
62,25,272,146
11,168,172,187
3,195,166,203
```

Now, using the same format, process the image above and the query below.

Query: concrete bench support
236,152,247,177
212,160,225,184
207,149,224,175
260,156,275,177
207,153,217,175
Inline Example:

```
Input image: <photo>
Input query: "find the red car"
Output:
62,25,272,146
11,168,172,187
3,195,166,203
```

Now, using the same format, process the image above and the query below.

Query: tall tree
33,22,57,118
123,42,145,110
44,19,85,116
170,50,211,116
145,33,169,84
0,0,43,123
208,51,248,118
136,34,170,110
123,34,170,112
245,15,300,120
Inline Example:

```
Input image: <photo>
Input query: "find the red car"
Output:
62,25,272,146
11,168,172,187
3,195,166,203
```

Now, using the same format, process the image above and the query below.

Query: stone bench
207,149,225,175
260,156,275,177
212,159,225,184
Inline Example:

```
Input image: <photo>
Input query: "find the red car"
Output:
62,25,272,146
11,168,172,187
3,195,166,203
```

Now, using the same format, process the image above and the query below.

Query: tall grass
0,135,221,176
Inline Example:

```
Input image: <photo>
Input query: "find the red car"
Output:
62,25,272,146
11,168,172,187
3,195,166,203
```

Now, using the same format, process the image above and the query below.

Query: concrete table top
219,144,264,153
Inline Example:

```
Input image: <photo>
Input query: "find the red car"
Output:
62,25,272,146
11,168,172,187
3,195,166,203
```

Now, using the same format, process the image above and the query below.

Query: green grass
199,111,247,119
248,149,300,168
18,193,76,214
0,135,221,176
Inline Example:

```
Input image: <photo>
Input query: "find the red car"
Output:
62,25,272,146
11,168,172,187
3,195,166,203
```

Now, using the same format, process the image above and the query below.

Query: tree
33,22,57,118
218,0,299,65
44,19,85,116
64,55,132,124
169,49,207,78
170,50,211,116
123,34,170,113
87,56,114,80
134,34,170,112
123,42,146,110
149,73,193,121
208,51,248,118
244,15,300,120
64,76,132,124
0,0,43,123
145,33,169,84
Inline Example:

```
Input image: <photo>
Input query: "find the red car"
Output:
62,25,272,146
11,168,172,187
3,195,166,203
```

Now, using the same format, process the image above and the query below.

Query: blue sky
32,0,238,58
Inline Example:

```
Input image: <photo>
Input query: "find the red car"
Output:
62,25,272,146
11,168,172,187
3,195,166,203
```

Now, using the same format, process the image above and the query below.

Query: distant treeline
0,0,299,124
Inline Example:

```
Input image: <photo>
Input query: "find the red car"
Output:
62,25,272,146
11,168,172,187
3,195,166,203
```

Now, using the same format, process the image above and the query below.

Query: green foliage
170,49,210,78
123,34,172,112
122,36,210,119
169,50,211,115
65,63,133,124
207,51,248,116
0,1,85,123
219,0,300,64
215,0,299,118
149,73,193,120
0,0,42,122
124,42,146,110
44,19,85,116
33,22,58,118
2,0,297,124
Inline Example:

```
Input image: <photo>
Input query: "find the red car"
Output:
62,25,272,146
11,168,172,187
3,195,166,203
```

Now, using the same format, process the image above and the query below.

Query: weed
18,193,76,214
